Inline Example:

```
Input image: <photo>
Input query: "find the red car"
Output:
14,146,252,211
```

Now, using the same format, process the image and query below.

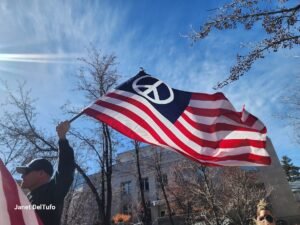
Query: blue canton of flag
116,72,191,123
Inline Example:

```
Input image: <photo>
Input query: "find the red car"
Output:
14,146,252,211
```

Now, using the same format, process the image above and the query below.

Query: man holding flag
14,120,75,225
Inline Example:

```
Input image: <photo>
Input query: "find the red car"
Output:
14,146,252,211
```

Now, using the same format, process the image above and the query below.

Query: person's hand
56,121,70,140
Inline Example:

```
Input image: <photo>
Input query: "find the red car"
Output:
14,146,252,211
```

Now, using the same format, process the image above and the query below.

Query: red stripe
186,106,241,119
175,119,266,149
165,149,221,167
260,127,267,134
191,92,227,101
244,113,259,127
244,113,267,133
181,112,264,133
0,160,26,225
84,108,148,143
93,99,168,146
86,93,270,165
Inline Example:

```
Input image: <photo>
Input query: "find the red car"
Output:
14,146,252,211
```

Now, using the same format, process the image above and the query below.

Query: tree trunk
104,124,112,225
134,141,151,225
154,151,174,225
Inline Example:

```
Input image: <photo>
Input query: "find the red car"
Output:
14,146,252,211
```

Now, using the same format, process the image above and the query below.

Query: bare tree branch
189,0,300,88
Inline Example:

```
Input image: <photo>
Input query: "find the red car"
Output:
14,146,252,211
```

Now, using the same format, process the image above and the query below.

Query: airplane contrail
0,53,83,63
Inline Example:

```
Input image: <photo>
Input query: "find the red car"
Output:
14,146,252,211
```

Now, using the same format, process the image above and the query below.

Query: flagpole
69,111,85,123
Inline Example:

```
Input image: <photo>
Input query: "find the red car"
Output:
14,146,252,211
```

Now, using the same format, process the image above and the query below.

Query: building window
141,177,149,192
121,181,131,195
122,204,131,215
157,174,168,187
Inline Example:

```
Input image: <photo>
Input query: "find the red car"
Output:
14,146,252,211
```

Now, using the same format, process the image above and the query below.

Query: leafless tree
169,161,204,225
0,47,119,225
0,81,57,169
170,161,269,225
64,47,119,225
174,165,226,225
176,163,227,225
221,168,269,225
189,0,300,89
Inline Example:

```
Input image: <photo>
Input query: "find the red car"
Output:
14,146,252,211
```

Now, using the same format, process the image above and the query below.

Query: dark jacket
27,139,75,225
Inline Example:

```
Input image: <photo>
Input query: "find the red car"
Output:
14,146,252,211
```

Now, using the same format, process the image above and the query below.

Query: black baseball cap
16,158,53,177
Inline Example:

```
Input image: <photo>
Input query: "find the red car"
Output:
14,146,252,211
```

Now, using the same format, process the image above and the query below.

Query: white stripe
184,111,222,125
178,116,267,141
199,145,270,157
206,160,268,166
184,111,264,131
188,157,268,167
17,186,40,225
0,167,12,225
252,119,265,131
189,99,235,111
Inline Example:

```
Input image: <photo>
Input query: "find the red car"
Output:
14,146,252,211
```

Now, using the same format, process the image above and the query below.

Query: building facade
111,145,183,223
65,139,300,225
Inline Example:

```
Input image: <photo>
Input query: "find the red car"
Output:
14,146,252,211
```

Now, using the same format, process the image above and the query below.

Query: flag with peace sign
83,71,270,166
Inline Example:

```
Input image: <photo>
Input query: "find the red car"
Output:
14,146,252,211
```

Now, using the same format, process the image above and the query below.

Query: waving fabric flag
0,159,43,225
83,71,271,166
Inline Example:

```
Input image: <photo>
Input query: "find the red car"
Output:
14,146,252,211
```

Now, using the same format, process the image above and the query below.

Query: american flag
0,159,43,225
83,71,271,166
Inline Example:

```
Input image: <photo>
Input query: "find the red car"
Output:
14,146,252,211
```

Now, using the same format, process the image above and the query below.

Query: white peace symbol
132,75,174,104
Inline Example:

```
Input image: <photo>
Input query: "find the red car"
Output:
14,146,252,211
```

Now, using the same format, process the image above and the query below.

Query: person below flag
15,121,75,225
83,70,271,166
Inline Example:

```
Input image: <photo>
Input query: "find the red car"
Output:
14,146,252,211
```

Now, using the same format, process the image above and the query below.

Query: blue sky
0,0,299,167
